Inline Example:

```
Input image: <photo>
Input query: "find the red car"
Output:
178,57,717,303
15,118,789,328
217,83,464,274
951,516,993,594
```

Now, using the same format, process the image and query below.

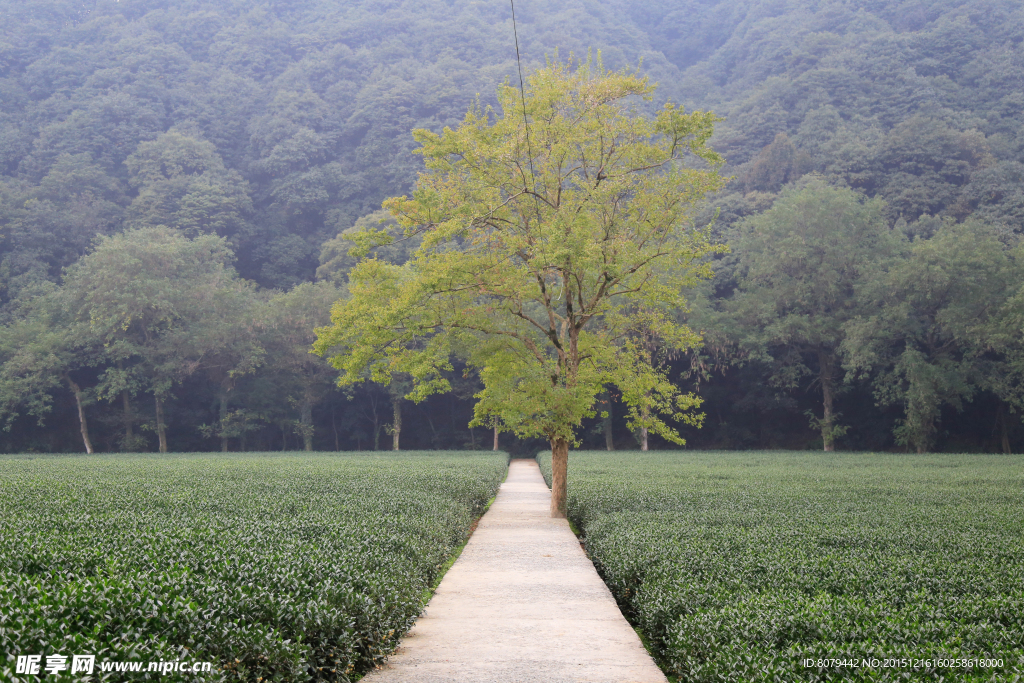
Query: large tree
315,58,724,516
62,227,254,452
258,281,342,451
0,284,103,453
728,178,900,451
843,219,1019,452
998,241,1024,446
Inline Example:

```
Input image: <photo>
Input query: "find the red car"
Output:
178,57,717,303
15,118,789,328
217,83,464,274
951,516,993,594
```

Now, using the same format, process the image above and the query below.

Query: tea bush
540,451,1024,682
0,451,506,682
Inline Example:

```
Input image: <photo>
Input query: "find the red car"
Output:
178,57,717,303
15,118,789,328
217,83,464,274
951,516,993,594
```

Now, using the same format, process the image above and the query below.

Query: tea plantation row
1,451,507,682
540,451,1024,682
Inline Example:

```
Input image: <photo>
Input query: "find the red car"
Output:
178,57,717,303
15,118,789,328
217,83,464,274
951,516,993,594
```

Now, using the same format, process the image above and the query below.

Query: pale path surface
364,458,668,683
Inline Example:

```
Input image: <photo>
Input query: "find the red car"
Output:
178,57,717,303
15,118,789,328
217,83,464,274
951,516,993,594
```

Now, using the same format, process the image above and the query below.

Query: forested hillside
1,0,1022,453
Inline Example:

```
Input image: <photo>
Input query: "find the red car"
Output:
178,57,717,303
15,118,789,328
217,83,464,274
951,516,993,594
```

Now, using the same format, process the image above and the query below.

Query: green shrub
541,451,1024,682
1,451,506,682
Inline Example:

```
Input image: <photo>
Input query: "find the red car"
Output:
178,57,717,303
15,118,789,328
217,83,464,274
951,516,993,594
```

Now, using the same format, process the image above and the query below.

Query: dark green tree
729,178,900,451
62,227,251,451
844,220,1019,452
258,281,342,451
0,284,103,452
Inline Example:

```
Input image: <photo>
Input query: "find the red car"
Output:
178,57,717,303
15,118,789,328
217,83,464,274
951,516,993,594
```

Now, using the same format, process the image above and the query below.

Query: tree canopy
315,59,724,514
727,179,899,450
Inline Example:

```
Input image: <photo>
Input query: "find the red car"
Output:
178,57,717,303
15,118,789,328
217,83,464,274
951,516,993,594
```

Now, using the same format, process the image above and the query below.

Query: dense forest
1,0,1022,453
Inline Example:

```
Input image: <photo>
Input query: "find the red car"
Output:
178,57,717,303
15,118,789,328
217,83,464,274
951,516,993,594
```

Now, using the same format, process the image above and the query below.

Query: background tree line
1,0,1022,453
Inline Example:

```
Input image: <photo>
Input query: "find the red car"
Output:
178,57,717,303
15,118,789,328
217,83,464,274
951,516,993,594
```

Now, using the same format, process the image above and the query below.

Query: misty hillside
1,0,1022,454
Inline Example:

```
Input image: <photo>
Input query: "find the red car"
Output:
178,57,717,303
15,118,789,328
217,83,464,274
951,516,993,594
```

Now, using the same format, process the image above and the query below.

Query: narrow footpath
364,458,667,683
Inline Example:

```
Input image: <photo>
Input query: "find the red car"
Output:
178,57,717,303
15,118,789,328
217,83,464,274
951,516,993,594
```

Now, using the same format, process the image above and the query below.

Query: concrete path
364,458,668,683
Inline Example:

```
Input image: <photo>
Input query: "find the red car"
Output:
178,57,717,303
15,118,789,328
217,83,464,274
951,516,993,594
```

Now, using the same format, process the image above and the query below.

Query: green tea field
0,451,507,682
540,451,1024,682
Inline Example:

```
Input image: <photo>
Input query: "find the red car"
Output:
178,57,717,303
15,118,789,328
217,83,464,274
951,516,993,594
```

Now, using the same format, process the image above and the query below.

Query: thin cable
509,0,536,188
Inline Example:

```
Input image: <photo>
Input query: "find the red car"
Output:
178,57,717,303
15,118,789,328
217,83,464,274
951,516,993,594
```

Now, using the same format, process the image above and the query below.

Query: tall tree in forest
844,220,1018,452
258,281,341,451
62,227,251,452
729,178,900,451
998,242,1024,448
181,274,264,452
315,58,724,516
0,285,102,452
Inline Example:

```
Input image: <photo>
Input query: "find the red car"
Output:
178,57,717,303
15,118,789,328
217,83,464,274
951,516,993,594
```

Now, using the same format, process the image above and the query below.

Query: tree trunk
998,403,1011,454
65,376,93,455
300,390,313,452
550,437,568,518
122,390,133,451
639,394,650,451
391,396,402,451
155,395,168,453
332,403,340,451
493,423,499,451
427,414,438,444
602,393,614,451
219,393,229,452
819,350,836,452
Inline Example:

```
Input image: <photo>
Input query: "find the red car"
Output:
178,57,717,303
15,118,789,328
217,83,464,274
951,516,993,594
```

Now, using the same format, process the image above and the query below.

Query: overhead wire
509,0,536,190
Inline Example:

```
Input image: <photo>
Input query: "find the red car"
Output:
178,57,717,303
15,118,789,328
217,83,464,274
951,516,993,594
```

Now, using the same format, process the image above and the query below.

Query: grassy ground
0,451,507,682
539,450,1024,682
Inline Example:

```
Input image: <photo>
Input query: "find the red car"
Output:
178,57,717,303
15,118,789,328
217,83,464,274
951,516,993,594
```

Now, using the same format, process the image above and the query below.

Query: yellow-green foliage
540,451,1024,681
314,57,724,447
0,451,507,682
